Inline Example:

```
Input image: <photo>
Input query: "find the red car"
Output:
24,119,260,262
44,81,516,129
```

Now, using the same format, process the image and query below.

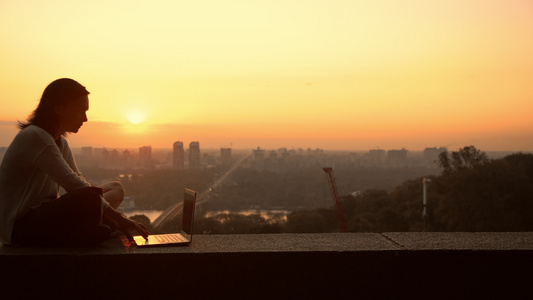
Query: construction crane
323,167,348,233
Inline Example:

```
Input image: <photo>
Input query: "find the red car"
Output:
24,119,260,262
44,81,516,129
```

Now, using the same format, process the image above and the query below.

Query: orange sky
1,1,532,151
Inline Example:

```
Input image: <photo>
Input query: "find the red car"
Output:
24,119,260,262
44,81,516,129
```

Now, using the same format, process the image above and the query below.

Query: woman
0,78,149,246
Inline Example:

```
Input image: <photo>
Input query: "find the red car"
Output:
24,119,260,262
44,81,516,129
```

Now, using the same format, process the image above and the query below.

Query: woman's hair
18,78,90,135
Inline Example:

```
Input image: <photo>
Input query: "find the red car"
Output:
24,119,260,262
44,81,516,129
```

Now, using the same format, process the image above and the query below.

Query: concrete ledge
1,233,533,299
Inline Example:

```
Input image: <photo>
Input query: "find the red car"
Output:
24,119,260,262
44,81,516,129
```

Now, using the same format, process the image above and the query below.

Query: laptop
133,188,196,247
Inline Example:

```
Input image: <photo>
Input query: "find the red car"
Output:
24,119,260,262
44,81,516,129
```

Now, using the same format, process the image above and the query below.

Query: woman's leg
98,181,125,209
12,186,109,246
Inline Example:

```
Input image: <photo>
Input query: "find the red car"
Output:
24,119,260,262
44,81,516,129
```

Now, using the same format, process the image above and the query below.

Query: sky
1,0,532,151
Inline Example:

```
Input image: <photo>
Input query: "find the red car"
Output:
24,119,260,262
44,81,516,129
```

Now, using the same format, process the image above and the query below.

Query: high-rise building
173,141,185,169
268,150,277,160
139,145,152,168
77,146,94,166
252,147,265,161
123,149,133,169
123,149,131,160
189,141,200,169
110,149,119,161
101,148,110,162
388,148,408,167
367,149,386,166
252,147,265,169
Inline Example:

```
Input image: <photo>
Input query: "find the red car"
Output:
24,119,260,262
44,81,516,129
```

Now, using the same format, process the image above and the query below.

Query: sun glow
0,1,533,151
126,111,146,125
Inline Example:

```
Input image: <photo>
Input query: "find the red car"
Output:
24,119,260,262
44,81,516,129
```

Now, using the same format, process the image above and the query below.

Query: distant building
279,149,290,169
252,147,265,162
264,150,280,171
77,146,94,166
252,147,266,169
93,148,103,160
101,148,110,162
173,141,185,169
268,150,277,160
220,147,232,165
306,148,324,156
189,141,200,169
81,146,93,158
367,149,386,166
139,145,152,168
388,148,408,167
123,149,131,160
110,149,119,161
123,149,133,169
281,150,290,160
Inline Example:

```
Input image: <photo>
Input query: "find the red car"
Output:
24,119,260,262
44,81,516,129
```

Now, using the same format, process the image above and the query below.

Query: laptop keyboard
155,234,186,243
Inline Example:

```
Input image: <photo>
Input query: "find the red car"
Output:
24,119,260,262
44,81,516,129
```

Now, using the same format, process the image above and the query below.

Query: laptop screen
181,188,196,238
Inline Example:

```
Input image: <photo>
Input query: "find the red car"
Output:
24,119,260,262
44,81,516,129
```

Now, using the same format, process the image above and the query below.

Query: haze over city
1,1,532,151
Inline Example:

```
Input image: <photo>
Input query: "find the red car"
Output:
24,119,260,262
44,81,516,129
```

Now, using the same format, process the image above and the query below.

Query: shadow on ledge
1,232,533,299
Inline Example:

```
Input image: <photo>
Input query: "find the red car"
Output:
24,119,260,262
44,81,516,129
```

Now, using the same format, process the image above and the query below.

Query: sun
126,110,146,125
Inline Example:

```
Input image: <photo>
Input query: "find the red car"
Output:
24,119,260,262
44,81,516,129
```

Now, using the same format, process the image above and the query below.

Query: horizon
1,1,532,152
1,119,532,153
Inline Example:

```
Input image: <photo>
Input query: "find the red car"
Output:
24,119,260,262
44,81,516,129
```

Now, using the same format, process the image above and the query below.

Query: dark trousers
12,186,105,246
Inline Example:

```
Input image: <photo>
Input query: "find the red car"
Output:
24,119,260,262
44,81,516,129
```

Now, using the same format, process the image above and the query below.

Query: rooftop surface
3,232,533,254
1,232,532,299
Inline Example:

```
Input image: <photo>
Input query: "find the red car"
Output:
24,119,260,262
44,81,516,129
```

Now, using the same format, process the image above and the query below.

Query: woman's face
56,95,89,134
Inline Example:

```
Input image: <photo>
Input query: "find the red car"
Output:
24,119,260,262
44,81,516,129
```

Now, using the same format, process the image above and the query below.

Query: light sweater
0,125,91,245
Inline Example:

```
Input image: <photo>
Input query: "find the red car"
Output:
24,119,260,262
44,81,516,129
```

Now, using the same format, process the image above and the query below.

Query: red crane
323,167,348,232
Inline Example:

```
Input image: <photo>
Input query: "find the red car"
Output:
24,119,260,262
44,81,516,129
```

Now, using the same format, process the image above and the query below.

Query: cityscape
51,140,528,235
26,140,515,233
0,140,521,224
3,141,518,221
60,142,453,171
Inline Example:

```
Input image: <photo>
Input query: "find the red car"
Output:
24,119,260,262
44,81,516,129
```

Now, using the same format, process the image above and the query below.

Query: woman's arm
35,144,89,191
102,204,150,241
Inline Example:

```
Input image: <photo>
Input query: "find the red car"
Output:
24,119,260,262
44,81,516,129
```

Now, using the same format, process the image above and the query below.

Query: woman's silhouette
0,78,149,246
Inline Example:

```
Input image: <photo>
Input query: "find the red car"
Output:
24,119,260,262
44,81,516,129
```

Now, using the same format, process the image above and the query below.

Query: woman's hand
103,206,150,241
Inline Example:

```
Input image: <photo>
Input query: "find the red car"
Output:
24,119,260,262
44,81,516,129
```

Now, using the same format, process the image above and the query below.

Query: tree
285,210,331,233
438,146,488,174
432,152,533,231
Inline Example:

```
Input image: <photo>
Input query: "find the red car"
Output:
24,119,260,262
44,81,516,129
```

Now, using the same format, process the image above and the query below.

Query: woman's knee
100,181,125,209
109,181,125,196
99,181,125,194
